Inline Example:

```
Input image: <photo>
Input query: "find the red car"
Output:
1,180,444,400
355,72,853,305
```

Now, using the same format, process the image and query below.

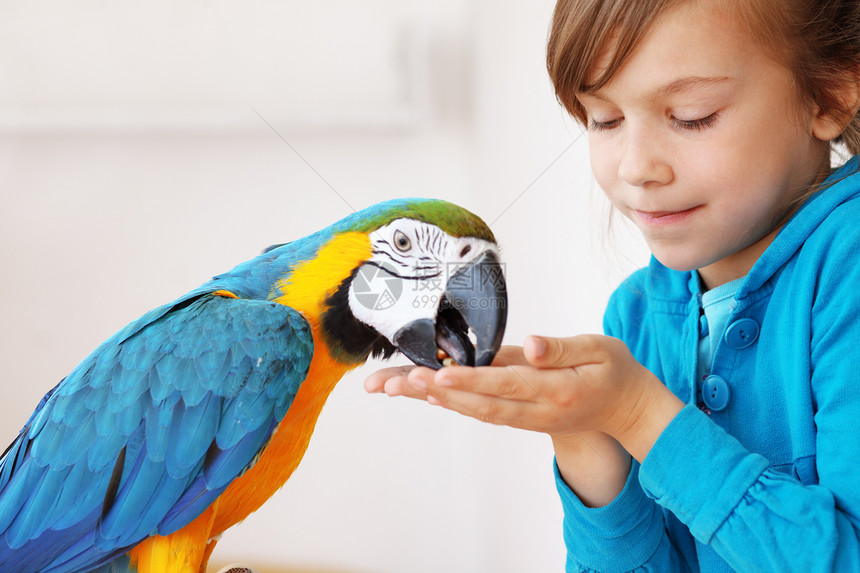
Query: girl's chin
645,245,711,274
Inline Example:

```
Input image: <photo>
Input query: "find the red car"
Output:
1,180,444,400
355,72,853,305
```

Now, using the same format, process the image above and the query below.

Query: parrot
0,198,507,573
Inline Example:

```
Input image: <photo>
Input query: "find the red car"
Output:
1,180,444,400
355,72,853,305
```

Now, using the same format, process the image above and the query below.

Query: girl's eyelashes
672,112,720,131
588,117,623,132
587,112,721,133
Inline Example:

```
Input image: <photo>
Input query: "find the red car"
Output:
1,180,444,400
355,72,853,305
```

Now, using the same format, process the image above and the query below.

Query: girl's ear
812,65,860,142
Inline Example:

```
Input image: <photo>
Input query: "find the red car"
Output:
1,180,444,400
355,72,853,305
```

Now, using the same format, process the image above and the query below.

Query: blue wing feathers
53,471,110,530
156,471,232,536
165,395,220,477
113,399,144,437
195,348,233,387
0,431,31,496
111,362,148,398
56,415,98,469
49,462,90,529
81,554,132,573
99,448,180,543
203,418,277,491
0,460,45,535
146,367,172,404
0,293,314,572
149,400,179,465
5,467,66,548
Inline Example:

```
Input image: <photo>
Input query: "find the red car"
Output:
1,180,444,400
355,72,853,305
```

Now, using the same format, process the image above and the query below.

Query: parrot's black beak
393,250,507,370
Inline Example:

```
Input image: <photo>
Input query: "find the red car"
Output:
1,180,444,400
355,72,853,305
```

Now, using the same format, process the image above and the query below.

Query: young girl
367,0,860,570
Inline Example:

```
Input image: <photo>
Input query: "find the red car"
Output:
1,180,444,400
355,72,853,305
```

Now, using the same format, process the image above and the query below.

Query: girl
367,0,860,571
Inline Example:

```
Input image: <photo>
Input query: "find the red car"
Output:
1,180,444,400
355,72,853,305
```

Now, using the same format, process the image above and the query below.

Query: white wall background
0,1,650,572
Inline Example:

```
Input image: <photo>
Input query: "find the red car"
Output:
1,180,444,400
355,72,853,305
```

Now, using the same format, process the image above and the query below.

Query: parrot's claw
215,564,259,573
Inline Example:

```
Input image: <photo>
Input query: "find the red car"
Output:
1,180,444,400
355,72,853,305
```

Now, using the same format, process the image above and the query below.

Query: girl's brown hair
546,0,860,155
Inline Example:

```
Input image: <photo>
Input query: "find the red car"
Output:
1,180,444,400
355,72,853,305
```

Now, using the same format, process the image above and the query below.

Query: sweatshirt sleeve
554,460,689,572
638,404,860,571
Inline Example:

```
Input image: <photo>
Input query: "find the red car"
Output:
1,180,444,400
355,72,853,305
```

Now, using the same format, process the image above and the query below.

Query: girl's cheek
588,142,617,190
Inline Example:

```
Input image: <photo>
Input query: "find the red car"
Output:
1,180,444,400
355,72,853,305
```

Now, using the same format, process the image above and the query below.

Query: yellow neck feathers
274,232,372,326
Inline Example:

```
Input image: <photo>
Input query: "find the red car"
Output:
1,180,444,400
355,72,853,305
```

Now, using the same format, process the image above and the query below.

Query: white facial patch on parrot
347,218,498,342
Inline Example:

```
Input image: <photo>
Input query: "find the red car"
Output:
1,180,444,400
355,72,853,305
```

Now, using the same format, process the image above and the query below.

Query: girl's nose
617,128,673,187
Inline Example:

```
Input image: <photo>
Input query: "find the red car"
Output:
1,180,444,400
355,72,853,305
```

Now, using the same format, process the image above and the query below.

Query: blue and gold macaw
0,198,506,573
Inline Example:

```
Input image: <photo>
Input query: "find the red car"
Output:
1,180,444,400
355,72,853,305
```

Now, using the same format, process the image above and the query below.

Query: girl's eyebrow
581,76,732,103
654,76,732,99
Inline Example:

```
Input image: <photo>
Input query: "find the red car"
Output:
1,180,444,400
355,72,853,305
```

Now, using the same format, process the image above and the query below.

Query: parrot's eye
393,230,411,252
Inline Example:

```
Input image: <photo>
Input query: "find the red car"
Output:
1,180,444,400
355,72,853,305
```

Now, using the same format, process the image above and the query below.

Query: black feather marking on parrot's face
320,267,397,364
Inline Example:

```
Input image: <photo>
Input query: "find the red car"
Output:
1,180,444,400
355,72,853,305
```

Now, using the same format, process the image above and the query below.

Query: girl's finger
366,365,432,400
430,363,568,402
491,345,528,366
364,365,414,393
384,374,424,398
525,334,609,369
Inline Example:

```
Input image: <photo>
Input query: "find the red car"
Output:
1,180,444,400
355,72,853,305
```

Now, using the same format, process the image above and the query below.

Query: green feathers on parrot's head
332,198,496,243
260,199,495,261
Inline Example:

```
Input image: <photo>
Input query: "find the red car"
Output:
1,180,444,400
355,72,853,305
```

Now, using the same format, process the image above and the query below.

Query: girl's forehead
581,1,762,98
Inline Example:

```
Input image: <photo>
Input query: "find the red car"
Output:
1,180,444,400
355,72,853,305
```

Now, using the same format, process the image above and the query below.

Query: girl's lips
634,205,702,226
